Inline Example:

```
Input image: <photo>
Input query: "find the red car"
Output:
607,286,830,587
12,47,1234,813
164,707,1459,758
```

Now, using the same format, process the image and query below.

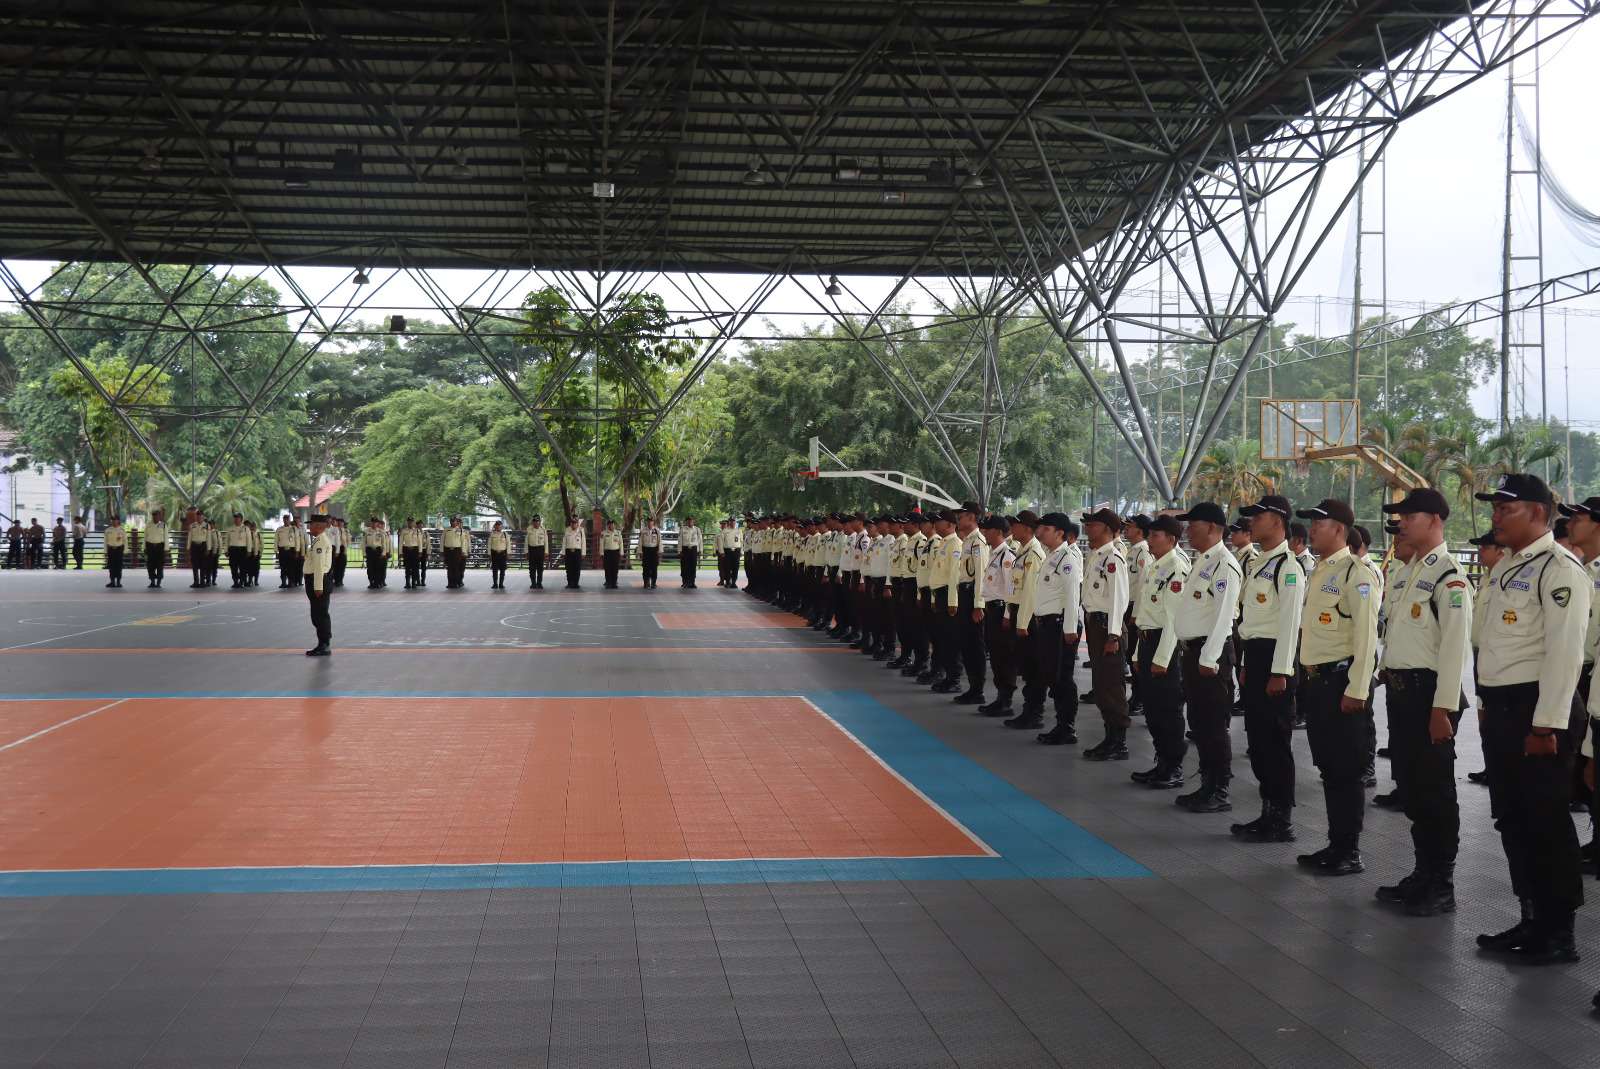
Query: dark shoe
932,680,961,694
1403,871,1457,917
977,691,1014,717
1181,778,1232,813
1296,846,1338,870
902,663,925,678
952,689,984,706
1084,732,1129,761
871,650,892,662
1373,790,1404,810
1467,769,1489,785
1316,850,1364,877
1079,693,1095,705
1232,803,1295,842
1510,913,1580,964
305,644,329,657
1131,764,1162,785
1376,870,1424,903
886,655,909,669
1001,708,1043,730
1477,900,1537,951
1377,746,1391,759
1145,765,1184,790
1034,721,1076,744
915,670,939,684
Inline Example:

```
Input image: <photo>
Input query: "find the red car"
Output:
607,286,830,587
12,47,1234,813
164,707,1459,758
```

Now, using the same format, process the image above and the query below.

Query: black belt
985,599,1005,609
1034,612,1063,621
1385,667,1435,690
1303,658,1353,678
1182,637,1209,647
1087,611,1108,621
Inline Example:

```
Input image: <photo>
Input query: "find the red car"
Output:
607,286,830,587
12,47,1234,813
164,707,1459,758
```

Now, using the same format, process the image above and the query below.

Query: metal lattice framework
1,1,1596,509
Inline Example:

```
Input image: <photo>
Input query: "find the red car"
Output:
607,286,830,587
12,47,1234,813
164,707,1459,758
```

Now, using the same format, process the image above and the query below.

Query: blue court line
0,690,1149,895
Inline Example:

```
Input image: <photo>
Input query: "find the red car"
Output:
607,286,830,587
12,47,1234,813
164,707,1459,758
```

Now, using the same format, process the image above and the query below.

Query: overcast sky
6,15,1599,429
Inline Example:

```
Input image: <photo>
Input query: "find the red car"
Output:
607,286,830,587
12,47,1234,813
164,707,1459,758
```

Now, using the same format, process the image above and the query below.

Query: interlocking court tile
0,696,987,872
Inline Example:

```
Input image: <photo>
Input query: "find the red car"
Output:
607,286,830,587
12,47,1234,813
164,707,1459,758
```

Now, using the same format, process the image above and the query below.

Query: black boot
1181,774,1232,813
932,677,962,694
1084,728,1129,761
1145,763,1184,790
886,653,909,669
1131,763,1161,784
952,687,984,706
1231,801,1295,842
1510,909,1580,964
903,660,926,678
915,668,939,684
1034,719,1075,744
978,690,1015,718
1005,708,1045,731
1477,899,1537,951
1403,866,1456,917
1375,868,1424,904
1308,847,1364,876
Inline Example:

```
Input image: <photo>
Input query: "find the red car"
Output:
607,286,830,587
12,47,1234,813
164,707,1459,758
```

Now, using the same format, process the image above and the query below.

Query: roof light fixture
824,275,842,297
881,189,904,204
352,267,369,286
137,145,162,174
834,157,862,181
742,159,773,186
960,170,986,191
448,152,472,181
388,315,407,333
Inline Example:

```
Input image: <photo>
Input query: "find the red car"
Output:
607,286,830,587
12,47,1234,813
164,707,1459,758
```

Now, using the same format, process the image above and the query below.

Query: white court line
0,698,129,753
0,602,202,652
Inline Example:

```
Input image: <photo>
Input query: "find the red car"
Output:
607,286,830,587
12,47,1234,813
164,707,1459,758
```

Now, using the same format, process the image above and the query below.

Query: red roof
292,479,346,509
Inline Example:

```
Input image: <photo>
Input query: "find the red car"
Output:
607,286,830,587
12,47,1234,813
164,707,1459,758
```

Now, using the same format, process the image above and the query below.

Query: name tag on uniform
1508,580,1531,591
1415,580,1434,592
1320,581,1340,594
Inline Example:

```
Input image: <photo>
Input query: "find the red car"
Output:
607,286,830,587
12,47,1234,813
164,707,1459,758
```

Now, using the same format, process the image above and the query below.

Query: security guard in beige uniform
277,513,301,588
1231,495,1306,843
440,516,470,589
1167,502,1243,813
226,513,251,588
488,521,511,588
363,517,391,589
1080,508,1130,760
1015,513,1082,742
1134,515,1190,790
952,503,990,704
144,509,168,588
1376,487,1471,915
562,517,586,589
1473,473,1589,965
679,517,703,588
1124,516,1153,715
525,515,548,589
1292,498,1380,876
638,518,661,589
601,520,623,588
188,514,212,588
103,516,126,588
304,513,335,656
400,518,423,589
976,516,1018,718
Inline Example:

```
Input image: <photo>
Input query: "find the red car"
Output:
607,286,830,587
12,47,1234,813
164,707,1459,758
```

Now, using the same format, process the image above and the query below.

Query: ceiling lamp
352,267,369,286
742,159,773,186
881,189,904,204
388,315,407,333
960,171,986,191
282,170,310,190
834,157,862,181
824,275,842,297
448,152,472,181
137,145,162,174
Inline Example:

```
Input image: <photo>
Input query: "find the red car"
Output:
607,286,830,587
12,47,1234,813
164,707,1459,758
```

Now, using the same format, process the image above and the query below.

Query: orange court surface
0,695,987,873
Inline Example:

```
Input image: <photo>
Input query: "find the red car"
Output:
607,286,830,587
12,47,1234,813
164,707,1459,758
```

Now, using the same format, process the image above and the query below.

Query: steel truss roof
0,0,1515,275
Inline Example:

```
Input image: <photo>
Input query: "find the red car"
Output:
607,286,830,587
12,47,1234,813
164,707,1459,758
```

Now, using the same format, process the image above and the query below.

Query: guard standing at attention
601,520,623,588
247,521,262,586
1376,487,1471,915
304,513,335,656
922,511,957,688
400,518,422,588
1293,498,1380,876
103,515,126,587
363,517,390,588
144,509,168,588
1231,495,1306,843
50,517,67,569
440,516,469,589
679,516,702,588
525,515,547,588
276,513,300,588
953,503,990,705
1015,512,1081,742
488,521,510,588
71,516,86,569
1081,509,1131,760
562,516,585,588
417,521,430,586
1473,473,1589,965
639,517,661,589
976,515,1018,718
188,513,211,587
1168,503,1243,813
1135,514,1190,790
1123,515,1153,714
227,513,251,588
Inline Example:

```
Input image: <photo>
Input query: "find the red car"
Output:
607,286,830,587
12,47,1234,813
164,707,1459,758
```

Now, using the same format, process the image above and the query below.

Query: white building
0,431,73,526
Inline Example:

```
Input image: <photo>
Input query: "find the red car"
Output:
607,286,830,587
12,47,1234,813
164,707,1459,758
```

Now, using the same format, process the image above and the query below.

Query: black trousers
528,546,545,586
146,545,165,582
106,546,123,583
444,548,466,587
726,548,740,586
984,601,1016,693
956,583,984,689
402,547,420,586
1085,612,1130,729
1302,662,1368,849
1181,639,1234,780
681,548,698,586
190,545,207,585
332,550,347,586
564,548,582,587
366,548,387,587
1023,614,1078,723
1386,668,1460,871
306,584,332,647
1242,638,1297,808
641,547,659,586
1137,630,1186,766
228,546,246,584
51,540,66,568
876,578,896,647
1481,682,1584,913
932,587,957,678
72,538,84,568
603,549,620,587
490,550,508,585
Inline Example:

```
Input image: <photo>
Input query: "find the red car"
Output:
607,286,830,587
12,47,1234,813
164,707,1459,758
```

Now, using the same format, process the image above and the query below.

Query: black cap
1175,502,1228,527
309,513,331,524
936,509,958,524
1383,520,1401,535
1382,487,1450,520
1475,472,1555,506
1228,519,1250,534
1149,515,1182,540
1081,508,1121,529
1039,511,1073,531
1012,509,1041,529
1239,494,1291,519
957,500,982,515
1557,495,1600,520
1295,498,1356,527
979,515,1008,532
1125,514,1152,533
1467,530,1500,547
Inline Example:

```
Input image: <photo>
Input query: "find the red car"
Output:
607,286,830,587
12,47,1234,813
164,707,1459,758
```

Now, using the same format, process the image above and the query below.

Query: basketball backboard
1259,399,1359,461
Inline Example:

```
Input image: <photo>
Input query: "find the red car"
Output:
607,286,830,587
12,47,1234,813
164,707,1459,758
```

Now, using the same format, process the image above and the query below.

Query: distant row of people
3,517,87,570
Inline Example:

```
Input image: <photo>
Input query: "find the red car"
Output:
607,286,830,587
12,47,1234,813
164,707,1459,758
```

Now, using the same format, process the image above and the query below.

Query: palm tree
1191,437,1282,508
1485,425,1565,487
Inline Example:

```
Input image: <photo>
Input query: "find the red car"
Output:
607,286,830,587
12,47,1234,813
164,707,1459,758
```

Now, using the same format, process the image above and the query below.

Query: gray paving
2,568,1599,1068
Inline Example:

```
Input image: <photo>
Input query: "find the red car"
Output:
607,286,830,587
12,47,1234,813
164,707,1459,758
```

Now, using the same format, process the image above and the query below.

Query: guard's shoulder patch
1445,579,1467,589
1283,573,1297,585
1552,586,1572,608
1424,552,1438,565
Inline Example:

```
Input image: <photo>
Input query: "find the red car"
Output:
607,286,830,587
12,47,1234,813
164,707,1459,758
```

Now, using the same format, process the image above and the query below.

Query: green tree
49,354,171,518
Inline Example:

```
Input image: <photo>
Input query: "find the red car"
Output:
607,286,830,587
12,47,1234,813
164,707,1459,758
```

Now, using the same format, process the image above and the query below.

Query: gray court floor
2,567,1599,1069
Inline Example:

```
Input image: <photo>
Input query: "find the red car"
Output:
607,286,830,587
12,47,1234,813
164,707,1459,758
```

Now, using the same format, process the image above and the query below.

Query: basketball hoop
792,469,817,492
